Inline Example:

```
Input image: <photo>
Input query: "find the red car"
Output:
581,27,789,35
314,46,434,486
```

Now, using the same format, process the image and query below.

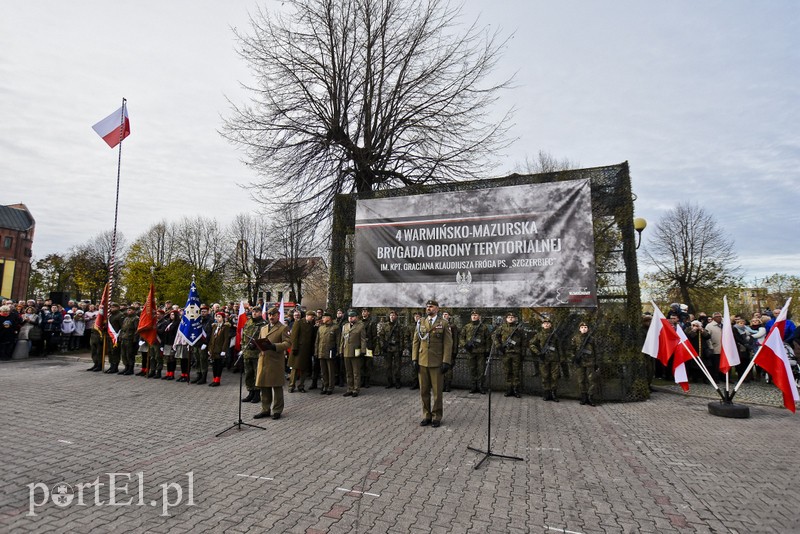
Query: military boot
469,382,480,394
513,387,521,398
104,364,118,374
543,391,552,401
504,387,513,397
587,396,596,407
579,393,587,405
191,372,203,384
197,372,208,385
242,390,255,403
136,368,147,376
251,390,261,403
154,370,162,379
551,390,559,403
147,368,156,378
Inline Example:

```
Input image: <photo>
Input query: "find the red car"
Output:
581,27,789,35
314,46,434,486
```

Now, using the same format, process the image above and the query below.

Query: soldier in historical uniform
334,308,346,387
493,310,526,398
253,307,292,420
378,310,405,388
441,311,459,392
89,306,107,372
339,309,367,397
207,311,232,387
144,309,167,378
570,321,599,406
530,317,562,401
241,307,265,402
360,308,378,388
407,311,422,389
460,309,491,394
159,309,180,380
104,302,124,373
412,299,453,427
315,311,341,395
118,305,139,375
289,310,316,392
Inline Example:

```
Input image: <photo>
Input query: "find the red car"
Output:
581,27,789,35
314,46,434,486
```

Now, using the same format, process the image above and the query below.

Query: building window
3,237,11,249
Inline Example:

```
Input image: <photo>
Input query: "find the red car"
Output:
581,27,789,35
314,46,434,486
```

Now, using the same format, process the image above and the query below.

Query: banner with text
352,179,597,308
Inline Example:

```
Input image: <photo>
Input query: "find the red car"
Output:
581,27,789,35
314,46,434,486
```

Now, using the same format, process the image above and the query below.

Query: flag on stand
754,298,799,412
719,296,741,375
95,283,109,335
92,104,131,148
177,280,204,346
235,301,248,351
278,299,285,324
642,302,687,389
137,281,158,346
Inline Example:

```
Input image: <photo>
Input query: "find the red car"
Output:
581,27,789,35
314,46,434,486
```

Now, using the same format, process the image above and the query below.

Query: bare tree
227,213,276,303
223,0,513,218
174,216,229,276
645,203,742,313
514,150,578,174
270,214,323,305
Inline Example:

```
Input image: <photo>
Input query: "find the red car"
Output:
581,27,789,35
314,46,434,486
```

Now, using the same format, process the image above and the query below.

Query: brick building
0,204,35,301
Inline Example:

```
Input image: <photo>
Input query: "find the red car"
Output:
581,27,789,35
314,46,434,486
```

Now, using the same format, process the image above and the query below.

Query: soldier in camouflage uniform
570,321,599,406
529,318,562,401
460,310,491,394
441,311,458,392
118,306,139,375
360,308,378,388
406,311,422,390
493,310,526,398
378,310,405,389
241,307,265,403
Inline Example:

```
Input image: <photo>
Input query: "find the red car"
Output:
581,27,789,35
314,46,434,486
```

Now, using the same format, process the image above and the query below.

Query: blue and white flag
178,280,204,346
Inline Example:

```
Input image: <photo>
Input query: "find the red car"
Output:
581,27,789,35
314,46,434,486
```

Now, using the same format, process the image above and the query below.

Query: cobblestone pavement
1,357,798,533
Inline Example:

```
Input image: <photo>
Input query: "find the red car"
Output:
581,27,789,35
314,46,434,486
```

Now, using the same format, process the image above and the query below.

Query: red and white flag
719,296,741,375
672,326,697,391
92,104,131,148
234,301,248,351
642,302,680,366
94,283,109,335
754,298,799,412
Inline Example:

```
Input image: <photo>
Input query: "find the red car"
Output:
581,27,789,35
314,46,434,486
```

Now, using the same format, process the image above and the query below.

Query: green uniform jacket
378,320,406,354
241,318,265,359
570,332,597,367
412,314,453,367
315,323,341,359
119,315,139,341
208,321,232,359
340,320,367,358
255,322,291,388
493,322,527,355
459,321,491,354
530,327,561,361
289,319,315,371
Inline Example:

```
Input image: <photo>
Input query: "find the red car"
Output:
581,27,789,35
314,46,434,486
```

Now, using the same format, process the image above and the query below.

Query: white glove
355,349,361,356
366,349,373,357
138,340,145,346
220,352,226,356
201,344,207,350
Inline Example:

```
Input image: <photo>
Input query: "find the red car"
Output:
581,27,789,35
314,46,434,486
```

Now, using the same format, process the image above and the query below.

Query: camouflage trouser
467,351,487,384
148,343,162,371
503,352,522,388
383,350,402,386
90,332,104,366
539,359,561,391
120,339,137,368
243,357,258,391
574,363,598,397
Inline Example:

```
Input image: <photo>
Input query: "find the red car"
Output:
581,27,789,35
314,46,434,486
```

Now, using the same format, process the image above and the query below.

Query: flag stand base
707,401,750,419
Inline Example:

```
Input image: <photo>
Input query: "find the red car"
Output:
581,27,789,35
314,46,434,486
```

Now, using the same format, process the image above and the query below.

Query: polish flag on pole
234,301,247,351
642,302,680,367
92,104,131,148
672,326,697,391
719,296,741,375
278,298,286,324
754,298,799,412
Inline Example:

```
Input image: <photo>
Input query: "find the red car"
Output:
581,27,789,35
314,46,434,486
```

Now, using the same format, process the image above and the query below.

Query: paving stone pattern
0,358,797,533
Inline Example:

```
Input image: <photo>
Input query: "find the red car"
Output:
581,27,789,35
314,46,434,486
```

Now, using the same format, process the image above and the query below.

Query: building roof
0,204,35,232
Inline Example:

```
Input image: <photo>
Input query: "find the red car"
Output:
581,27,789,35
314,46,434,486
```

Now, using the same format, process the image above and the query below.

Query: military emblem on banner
456,270,473,293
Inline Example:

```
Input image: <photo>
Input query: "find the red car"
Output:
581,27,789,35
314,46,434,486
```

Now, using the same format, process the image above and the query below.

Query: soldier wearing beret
315,311,341,394
412,299,453,427
339,309,367,396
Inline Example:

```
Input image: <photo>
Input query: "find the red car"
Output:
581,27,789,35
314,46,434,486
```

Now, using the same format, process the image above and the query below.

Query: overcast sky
2,0,798,284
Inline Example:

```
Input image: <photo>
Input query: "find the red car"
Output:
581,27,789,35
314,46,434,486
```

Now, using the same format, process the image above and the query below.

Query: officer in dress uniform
253,307,292,420
411,299,453,427
241,307,265,403
339,309,367,397
315,311,341,395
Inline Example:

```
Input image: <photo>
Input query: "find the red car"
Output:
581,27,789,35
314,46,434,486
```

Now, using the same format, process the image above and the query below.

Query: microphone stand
467,336,524,469
216,333,265,437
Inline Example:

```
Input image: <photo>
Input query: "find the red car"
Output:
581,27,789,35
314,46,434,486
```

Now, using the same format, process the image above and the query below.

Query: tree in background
644,202,742,313
228,213,276,304
223,0,512,219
